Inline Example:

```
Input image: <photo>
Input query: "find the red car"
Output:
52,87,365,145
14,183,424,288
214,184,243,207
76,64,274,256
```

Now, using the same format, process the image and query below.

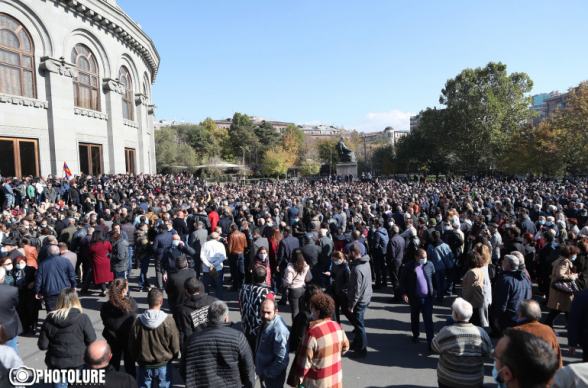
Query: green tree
547,82,588,174
300,160,321,176
154,127,197,171
439,62,536,172
254,121,281,161
316,137,338,170
224,112,258,163
173,124,219,163
262,146,294,179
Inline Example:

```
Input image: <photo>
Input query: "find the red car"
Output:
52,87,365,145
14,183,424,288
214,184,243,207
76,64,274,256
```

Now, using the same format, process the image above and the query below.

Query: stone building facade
0,0,159,178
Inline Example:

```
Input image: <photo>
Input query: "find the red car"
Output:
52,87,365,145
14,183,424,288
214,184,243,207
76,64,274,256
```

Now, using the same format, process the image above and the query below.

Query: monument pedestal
337,162,358,177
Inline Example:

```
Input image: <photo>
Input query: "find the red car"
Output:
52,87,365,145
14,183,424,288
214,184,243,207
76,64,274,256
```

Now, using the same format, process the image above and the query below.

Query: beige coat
462,267,485,308
547,257,576,312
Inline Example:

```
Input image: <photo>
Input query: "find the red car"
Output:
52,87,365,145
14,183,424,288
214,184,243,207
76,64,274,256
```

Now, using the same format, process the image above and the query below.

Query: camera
9,366,37,386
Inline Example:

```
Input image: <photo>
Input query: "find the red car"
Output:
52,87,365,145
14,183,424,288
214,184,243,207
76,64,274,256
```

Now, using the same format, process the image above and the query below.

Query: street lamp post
361,134,367,175
329,148,332,180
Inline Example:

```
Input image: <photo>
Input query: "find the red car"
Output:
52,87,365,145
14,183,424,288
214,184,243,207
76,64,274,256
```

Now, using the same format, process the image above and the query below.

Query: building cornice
0,94,49,109
48,0,161,83
123,119,138,128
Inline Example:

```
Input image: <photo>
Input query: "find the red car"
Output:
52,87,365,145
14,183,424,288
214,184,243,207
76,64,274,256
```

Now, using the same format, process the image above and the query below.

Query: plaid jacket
295,318,349,388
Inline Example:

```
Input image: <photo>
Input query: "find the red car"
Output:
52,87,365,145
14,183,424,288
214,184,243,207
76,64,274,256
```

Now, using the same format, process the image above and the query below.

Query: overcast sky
119,0,588,132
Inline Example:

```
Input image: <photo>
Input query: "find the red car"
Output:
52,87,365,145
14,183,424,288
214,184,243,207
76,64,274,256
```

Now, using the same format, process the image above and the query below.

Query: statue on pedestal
335,137,356,163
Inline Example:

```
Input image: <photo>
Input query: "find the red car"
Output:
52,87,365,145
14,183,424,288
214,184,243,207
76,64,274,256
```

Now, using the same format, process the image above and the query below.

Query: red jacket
208,211,219,231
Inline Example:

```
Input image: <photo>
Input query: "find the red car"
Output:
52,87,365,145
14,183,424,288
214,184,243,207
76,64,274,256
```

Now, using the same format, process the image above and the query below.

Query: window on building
125,148,136,174
119,66,133,121
0,137,39,177
79,143,102,175
71,44,99,111
0,14,35,98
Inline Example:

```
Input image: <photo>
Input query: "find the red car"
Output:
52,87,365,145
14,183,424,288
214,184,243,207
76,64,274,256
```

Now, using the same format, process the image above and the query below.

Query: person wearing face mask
544,245,580,328
0,255,16,287
161,233,195,284
399,248,437,351
431,297,493,388
249,246,272,286
492,328,558,388
323,251,351,324
12,255,39,335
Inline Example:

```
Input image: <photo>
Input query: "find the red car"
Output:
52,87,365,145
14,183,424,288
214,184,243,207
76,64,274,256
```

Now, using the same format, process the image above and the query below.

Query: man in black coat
178,277,217,345
74,340,137,388
276,226,299,304
165,256,197,317
300,233,322,283
180,301,255,388
0,267,22,354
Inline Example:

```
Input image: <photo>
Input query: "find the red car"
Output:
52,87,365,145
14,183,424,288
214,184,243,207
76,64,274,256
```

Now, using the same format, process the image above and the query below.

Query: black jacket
330,260,350,298
180,322,255,388
177,293,218,344
503,237,525,256
100,299,138,346
289,309,311,353
300,243,322,269
0,283,22,340
38,308,97,369
165,268,197,313
399,261,437,300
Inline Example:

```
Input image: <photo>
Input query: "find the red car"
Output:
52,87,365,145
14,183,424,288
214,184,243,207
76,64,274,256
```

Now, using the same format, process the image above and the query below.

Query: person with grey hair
492,254,532,333
514,299,563,370
35,242,77,312
180,300,255,388
431,297,492,388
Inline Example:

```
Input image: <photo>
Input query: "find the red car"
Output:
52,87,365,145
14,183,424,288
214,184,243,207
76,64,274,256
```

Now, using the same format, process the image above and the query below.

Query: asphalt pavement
14,262,581,387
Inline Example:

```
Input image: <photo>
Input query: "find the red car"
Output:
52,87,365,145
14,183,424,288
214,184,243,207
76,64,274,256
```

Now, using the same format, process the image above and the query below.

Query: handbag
209,267,219,280
551,279,580,294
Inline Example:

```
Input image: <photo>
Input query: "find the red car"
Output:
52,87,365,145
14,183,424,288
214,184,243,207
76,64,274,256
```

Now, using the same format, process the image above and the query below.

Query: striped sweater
431,322,493,388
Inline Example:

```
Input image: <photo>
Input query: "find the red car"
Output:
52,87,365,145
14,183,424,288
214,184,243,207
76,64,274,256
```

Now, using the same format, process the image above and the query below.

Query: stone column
147,104,156,174
40,56,78,176
103,78,126,174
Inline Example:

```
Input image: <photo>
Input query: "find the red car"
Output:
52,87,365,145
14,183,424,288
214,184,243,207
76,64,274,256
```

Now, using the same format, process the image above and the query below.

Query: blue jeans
128,246,134,273
351,303,369,351
410,296,434,347
5,336,18,356
434,268,447,302
139,256,151,289
228,253,244,288
137,363,172,388
202,269,223,300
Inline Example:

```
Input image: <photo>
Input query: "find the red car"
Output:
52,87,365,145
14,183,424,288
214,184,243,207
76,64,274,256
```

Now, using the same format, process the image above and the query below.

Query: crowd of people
0,173,588,387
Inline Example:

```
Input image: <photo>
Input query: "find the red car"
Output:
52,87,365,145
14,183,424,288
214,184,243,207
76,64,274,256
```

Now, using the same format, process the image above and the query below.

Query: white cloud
353,110,414,133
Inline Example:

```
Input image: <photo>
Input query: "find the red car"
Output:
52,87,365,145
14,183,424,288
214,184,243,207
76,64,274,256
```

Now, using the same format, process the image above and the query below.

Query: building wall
0,0,159,177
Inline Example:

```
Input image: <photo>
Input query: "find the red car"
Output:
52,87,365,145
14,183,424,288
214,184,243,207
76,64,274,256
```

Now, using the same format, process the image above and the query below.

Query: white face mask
260,253,268,261
5,264,13,271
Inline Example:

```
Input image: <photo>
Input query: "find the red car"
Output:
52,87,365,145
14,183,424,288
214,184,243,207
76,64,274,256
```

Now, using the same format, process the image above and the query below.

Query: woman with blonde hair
38,288,96,387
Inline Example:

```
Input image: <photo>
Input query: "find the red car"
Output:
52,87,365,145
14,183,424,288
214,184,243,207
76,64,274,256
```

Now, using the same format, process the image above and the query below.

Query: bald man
77,340,137,388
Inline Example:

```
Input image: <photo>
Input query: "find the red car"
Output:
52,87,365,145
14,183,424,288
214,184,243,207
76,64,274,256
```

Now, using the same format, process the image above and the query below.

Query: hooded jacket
38,308,96,369
177,293,218,343
110,238,130,273
129,310,180,368
348,254,373,309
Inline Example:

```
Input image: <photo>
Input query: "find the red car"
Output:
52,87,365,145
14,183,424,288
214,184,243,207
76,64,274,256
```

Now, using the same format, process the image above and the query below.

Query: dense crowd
1,173,588,388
